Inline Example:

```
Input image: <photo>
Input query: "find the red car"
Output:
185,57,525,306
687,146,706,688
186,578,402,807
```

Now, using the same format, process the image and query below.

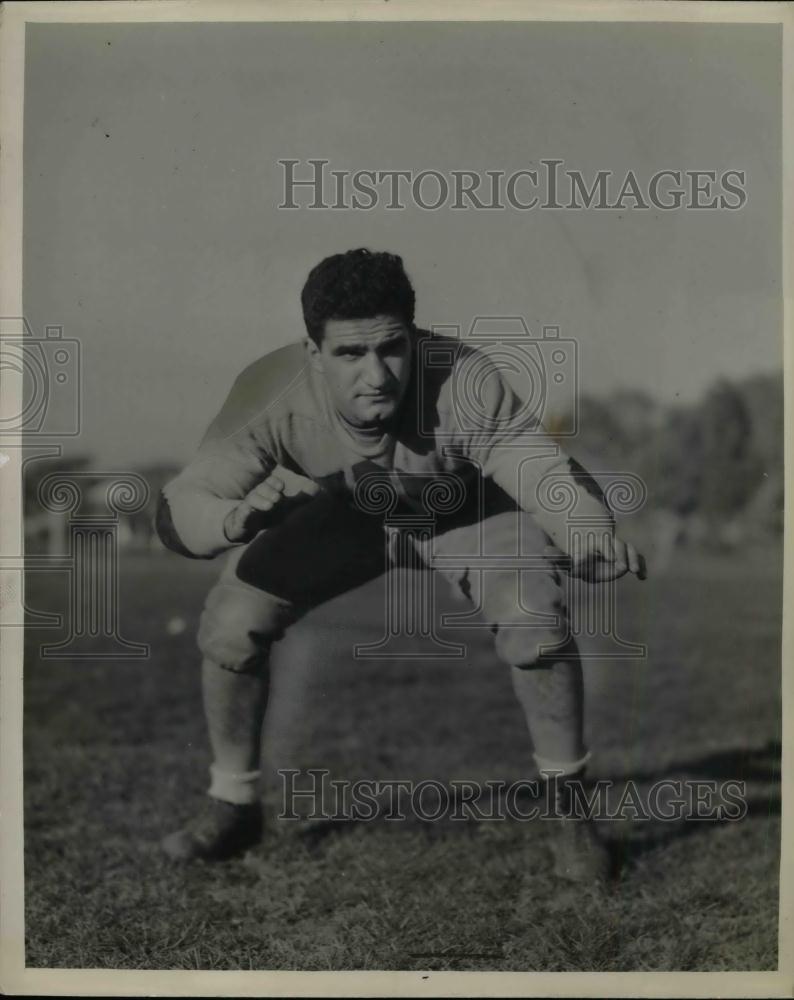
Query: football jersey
158,329,613,558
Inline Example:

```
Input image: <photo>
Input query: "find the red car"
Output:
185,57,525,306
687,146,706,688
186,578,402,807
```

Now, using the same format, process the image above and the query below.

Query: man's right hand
223,466,321,543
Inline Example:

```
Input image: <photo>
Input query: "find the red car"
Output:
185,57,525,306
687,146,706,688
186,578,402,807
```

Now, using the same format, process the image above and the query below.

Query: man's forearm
155,484,242,559
488,447,614,556
155,429,276,558
531,454,615,553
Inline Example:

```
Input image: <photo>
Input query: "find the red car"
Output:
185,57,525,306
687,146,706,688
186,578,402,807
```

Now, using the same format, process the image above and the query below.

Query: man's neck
336,409,394,440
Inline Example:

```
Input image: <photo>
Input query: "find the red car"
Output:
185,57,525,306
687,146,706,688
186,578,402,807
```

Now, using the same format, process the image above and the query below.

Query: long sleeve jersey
157,329,613,559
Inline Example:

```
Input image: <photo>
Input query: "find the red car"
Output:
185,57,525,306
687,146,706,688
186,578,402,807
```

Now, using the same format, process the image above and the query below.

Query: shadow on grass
601,739,780,879
288,741,780,882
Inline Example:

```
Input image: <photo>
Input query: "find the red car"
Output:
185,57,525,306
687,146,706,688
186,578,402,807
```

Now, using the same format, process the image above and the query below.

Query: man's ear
304,336,324,374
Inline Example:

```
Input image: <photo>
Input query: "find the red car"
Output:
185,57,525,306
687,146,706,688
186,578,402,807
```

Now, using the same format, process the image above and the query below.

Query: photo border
1,1,791,996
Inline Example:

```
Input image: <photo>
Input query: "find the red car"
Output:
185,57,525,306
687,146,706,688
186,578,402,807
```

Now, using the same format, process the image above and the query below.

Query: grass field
23,543,782,971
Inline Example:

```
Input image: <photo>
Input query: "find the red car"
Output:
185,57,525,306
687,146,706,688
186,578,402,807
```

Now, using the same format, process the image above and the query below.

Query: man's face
307,314,413,427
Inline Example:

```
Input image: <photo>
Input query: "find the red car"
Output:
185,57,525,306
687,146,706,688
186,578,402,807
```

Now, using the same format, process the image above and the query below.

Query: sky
22,20,782,467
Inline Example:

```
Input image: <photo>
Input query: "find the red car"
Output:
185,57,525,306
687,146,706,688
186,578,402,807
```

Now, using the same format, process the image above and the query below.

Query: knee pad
197,578,294,673
476,567,570,669
495,622,571,669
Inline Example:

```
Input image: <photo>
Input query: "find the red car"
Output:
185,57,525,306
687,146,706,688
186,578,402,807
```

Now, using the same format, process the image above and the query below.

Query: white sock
208,764,261,805
534,751,592,816
533,749,592,779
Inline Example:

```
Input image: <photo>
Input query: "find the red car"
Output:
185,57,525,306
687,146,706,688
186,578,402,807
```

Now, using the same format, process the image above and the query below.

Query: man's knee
495,623,572,669
481,569,570,669
197,578,294,673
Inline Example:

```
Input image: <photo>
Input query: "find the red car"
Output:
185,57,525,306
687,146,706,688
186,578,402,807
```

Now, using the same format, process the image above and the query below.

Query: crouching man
155,248,645,880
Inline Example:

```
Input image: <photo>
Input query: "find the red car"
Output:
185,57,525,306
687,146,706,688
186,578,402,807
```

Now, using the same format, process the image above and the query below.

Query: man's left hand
568,531,647,582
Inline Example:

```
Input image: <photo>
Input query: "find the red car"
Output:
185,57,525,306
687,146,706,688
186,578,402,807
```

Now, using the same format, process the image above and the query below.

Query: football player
156,248,645,880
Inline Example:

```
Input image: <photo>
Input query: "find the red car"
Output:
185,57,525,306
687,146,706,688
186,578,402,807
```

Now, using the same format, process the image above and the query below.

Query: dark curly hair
301,248,416,344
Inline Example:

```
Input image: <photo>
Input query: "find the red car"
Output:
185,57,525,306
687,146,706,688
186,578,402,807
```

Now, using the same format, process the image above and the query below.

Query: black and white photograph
0,1,791,995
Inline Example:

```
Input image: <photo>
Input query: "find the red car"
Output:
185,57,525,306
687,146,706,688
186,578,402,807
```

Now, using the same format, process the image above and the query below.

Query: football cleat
548,815,611,884
160,798,263,862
